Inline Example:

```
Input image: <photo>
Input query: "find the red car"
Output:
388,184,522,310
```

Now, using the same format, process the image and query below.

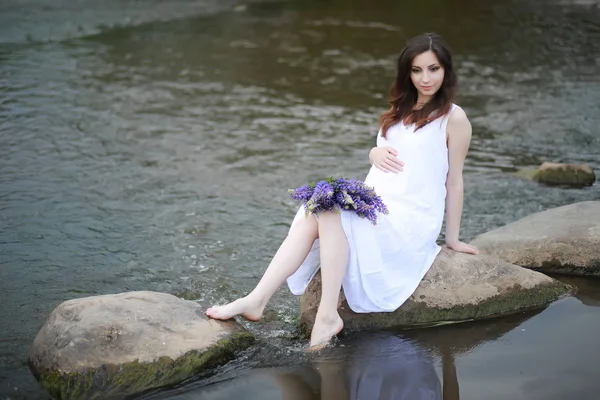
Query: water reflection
406,309,544,357
313,334,444,400
556,276,600,307
153,310,548,400
153,333,447,400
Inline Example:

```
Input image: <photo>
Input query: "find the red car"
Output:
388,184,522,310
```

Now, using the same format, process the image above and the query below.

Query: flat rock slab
470,201,600,276
301,248,570,333
29,291,255,400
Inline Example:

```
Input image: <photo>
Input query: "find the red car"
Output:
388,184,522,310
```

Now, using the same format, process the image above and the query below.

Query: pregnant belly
365,165,407,198
366,165,446,216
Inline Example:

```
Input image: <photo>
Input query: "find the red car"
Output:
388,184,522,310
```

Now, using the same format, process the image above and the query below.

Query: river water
1,0,599,399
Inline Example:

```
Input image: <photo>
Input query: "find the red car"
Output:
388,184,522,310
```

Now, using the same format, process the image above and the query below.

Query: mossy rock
29,291,255,399
532,162,596,187
300,248,570,333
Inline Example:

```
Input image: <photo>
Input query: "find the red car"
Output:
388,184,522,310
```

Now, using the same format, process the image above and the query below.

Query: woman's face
410,50,445,100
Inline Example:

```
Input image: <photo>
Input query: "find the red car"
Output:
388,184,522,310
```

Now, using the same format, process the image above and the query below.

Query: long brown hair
380,33,457,137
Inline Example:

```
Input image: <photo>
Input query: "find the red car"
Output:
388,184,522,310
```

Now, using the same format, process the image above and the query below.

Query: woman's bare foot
205,296,265,322
308,314,344,351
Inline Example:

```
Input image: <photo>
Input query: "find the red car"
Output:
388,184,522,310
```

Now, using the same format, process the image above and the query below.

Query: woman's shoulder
448,103,466,117
446,103,472,136
444,103,469,126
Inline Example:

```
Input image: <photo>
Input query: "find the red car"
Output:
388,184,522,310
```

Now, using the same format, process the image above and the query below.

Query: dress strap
441,104,461,134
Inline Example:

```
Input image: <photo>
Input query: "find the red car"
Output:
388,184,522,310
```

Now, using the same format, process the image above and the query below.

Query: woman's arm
444,108,479,255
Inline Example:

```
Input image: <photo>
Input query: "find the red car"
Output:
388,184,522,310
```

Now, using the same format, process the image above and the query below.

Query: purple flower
306,180,335,213
288,184,314,202
289,177,388,224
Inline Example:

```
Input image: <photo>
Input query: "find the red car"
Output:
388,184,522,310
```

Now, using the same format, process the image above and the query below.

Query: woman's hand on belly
369,146,404,173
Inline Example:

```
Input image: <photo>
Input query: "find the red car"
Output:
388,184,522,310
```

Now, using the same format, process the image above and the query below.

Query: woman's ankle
244,293,268,309
314,309,341,324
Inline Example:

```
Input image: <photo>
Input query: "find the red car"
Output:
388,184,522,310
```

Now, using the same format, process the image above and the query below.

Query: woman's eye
411,69,420,73
430,67,439,71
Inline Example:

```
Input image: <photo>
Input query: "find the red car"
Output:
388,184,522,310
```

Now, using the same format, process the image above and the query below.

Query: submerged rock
29,291,255,400
470,201,600,276
300,248,569,333
532,162,596,187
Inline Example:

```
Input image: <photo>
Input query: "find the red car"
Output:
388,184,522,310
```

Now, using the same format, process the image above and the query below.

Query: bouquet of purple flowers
289,177,388,225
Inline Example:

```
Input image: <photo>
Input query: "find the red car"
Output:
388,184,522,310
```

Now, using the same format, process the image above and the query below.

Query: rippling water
1,0,599,398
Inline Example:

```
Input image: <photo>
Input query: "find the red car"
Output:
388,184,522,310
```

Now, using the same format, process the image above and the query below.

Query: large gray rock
300,248,569,333
29,291,255,400
470,201,600,276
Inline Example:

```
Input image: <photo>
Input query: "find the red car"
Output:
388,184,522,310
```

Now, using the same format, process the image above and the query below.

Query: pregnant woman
206,33,479,349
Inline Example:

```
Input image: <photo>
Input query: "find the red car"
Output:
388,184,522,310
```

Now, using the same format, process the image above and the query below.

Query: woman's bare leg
310,211,348,348
206,214,319,321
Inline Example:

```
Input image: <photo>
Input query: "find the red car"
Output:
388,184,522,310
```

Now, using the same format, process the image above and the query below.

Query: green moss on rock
529,259,600,277
33,331,255,400
302,281,571,333
533,165,596,187
173,289,203,301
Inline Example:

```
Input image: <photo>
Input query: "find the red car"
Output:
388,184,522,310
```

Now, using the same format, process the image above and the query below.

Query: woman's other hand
446,241,479,255
369,147,404,173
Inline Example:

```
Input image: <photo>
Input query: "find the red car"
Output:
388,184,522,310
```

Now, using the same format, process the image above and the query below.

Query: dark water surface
1,0,599,398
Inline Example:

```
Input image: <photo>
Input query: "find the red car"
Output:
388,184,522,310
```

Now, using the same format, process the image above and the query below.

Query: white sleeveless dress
286,104,459,313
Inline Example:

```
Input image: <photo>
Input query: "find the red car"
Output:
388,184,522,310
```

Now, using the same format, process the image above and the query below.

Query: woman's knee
316,210,341,225
293,214,319,238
